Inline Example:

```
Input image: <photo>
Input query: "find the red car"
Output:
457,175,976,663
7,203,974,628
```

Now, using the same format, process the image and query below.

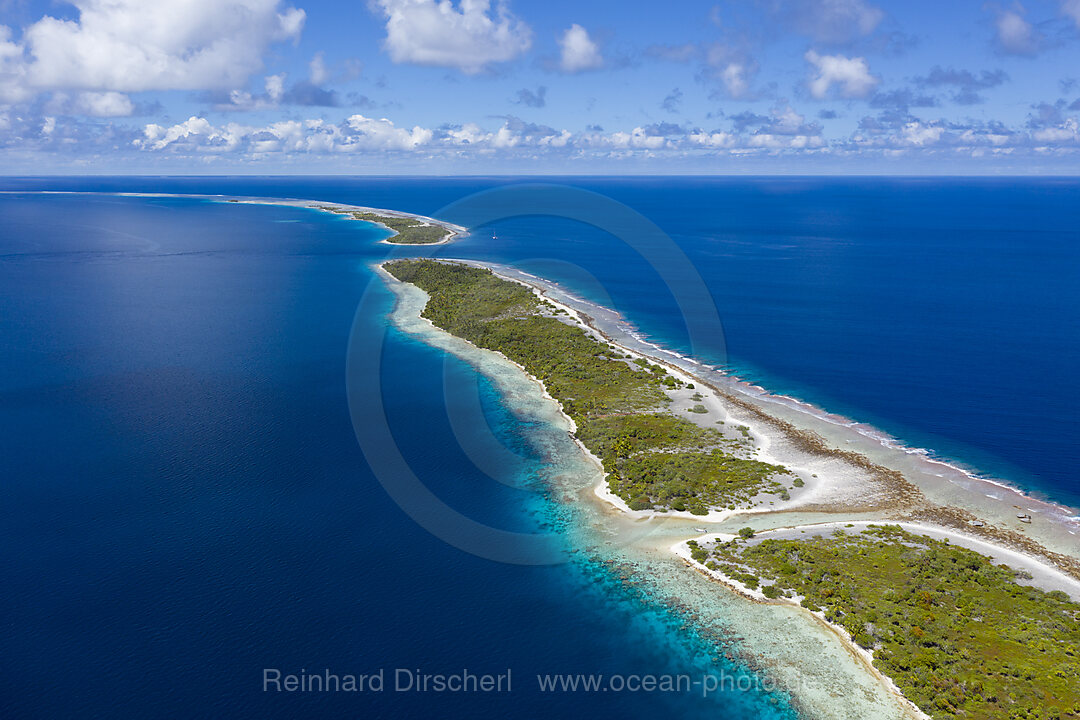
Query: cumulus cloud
764,104,822,136
1033,117,1079,142
701,44,758,99
372,0,532,74
847,115,1033,155
137,113,433,153
805,50,879,99
723,103,824,148
558,24,603,73
689,129,735,148
8,0,304,98
899,120,944,146
344,114,432,149
6,105,1070,165
991,5,1042,56
71,91,136,117
443,116,570,148
0,25,30,103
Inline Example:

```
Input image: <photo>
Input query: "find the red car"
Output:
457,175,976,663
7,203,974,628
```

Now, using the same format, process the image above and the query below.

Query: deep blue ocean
1,177,1078,719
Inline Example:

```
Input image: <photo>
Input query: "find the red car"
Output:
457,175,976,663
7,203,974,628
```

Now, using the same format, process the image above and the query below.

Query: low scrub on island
384,259,795,514
696,524,1080,720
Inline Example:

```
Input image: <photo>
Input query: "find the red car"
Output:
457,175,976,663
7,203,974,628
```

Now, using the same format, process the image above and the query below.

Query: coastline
376,256,1080,720
449,260,1080,577
669,537,934,720
376,261,928,719
20,189,1072,715
259,200,466,245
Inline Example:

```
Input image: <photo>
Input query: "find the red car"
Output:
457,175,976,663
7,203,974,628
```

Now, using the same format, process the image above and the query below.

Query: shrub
739,527,755,539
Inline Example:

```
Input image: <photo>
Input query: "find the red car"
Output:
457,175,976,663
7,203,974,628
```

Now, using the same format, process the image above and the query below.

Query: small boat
694,527,708,533
1017,514,1032,523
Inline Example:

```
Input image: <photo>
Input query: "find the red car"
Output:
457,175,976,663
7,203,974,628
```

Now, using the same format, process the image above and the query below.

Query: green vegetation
385,259,794,513
699,525,1080,720
610,451,787,514
319,207,450,244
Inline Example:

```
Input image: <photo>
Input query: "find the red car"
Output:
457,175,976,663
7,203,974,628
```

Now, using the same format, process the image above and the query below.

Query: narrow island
314,206,455,244
220,194,465,244
381,257,1080,720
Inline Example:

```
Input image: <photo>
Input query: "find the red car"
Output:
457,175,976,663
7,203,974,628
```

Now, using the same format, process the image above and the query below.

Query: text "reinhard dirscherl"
263,668,512,693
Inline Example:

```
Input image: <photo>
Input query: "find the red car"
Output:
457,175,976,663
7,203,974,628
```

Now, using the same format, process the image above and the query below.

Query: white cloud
900,121,944,146
749,133,824,149
805,50,879,99
25,0,304,91
992,6,1040,56
770,105,809,134
558,24,603,73
344,114,432,150
702,45,757,99
0,0,304,110
689,130,735,148
1033,117,1079,142
36,107,1080,163
265,73,286,103
445,122,489,145
309,52,329,85
140,116,217,150
75,91,135,117
0,25,30,103
137,113,436,154
720,63,750,98
42,89,136,116
373,0,531,74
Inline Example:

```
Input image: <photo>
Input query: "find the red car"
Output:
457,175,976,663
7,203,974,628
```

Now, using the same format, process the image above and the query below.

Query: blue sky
2,0,1080,173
